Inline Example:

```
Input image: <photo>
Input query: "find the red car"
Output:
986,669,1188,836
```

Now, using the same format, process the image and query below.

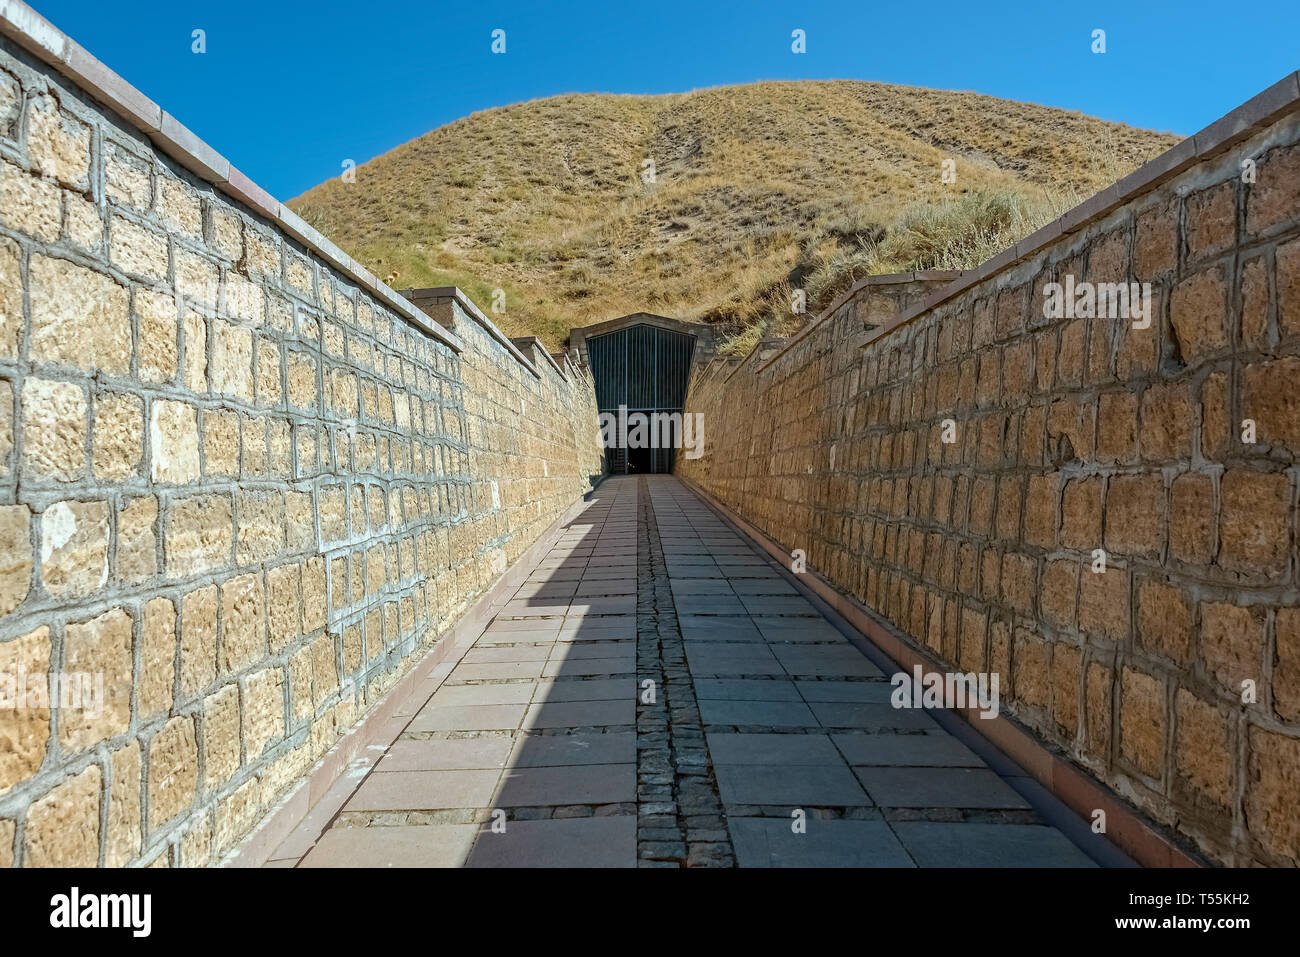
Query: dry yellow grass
289,80,1180,352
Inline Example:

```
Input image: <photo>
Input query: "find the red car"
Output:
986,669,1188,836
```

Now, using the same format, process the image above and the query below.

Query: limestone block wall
681,79,1300,866
0,27,601,868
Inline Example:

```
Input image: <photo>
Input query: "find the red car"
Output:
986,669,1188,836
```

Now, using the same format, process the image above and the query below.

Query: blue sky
33,0,1300,200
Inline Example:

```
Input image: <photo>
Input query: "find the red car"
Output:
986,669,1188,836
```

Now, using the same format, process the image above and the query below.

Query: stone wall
0,29,602,867
680,80,1300,866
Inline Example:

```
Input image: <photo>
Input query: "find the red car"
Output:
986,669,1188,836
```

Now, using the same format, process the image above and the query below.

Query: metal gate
587,323,696,474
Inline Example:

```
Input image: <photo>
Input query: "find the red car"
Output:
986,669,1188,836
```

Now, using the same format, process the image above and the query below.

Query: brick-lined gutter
222,478,609,867
677,475,1208,868
855,72,1300,352
0,0,466,356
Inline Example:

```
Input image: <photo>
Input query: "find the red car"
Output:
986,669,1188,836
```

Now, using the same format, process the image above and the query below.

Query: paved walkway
280,475,1109,867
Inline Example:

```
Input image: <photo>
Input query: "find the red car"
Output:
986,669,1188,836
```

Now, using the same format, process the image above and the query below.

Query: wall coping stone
0,0,465,354
757,270,967,375
689,355,743,393
510,336,568,379
400,286,543,380
725,336,787,384
856,71,1300,352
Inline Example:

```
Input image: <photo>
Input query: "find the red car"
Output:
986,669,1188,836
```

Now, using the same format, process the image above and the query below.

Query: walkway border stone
635,478,735,867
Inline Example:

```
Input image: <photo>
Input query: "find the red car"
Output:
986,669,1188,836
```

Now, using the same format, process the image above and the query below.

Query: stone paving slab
707,732,844,766
464,818,636,868
678,617,764,641
462,645,554,663
891,822,1097,867
772,645,886,677
524,699,635,728
407,703,528,732
729,818,915,868
582,566,637,579
428,682,537,706
570,597,638,615
810,701,939,730
730,579,798,595
685,642,782,671
344,769,502,811
495,764,636,805
698,699,819,727
853,767,1032,808
796,680,895,703
526,567,585,581
450,661,548,681
515,582,579,598
500,600,571,617
674,595,748,615
542,656,635,678
301,825,480,868
668,565,726,578
531,678,635,701
559,619,636,640
484,618,564,634
715,764,872,805
574,579,636,596
739,596,821,616
694,678,803,701
552,640,635,659
378,737,515,772
508,732,637,767
755,618,848,642
717,566,781,578
832,732,986,767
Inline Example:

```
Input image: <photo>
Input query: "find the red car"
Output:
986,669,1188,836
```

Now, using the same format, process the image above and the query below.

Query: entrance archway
583,318,698,475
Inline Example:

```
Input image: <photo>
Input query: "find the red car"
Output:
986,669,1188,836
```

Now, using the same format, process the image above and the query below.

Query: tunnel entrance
626,442,653,475
585,319,697,475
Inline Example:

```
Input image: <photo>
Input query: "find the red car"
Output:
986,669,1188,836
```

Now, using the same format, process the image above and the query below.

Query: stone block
40,499,108,599
24,765,101,867
148,715,198,830
0,626,51,792
60,608,133,751
1119,666,1166,778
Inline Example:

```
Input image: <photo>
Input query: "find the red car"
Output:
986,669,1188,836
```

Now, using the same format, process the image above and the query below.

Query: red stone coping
855,72,1300,352
222,487,604,867
678,475,1209,868
0,0,466,355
